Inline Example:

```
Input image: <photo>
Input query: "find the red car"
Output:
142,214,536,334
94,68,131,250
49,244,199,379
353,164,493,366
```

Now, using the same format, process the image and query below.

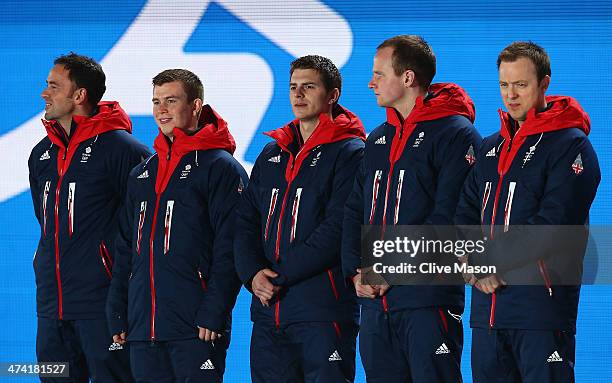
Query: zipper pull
166,153,170,161
62,149,67,160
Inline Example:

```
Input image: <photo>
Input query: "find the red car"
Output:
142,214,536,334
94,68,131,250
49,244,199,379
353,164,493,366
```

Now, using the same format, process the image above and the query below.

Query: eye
499,83,508,88
289,85,296,91
517,83,527,88
152,100,159,105
305,84,315,89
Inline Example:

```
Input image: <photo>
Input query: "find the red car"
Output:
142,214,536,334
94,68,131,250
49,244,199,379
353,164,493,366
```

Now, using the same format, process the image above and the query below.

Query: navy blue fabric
130,337,229,383
456,96,601,332
342,83,481,312
107,106,248,341
28,101,150,320
471,328,575,383
234,106,365,326
359,306,463,383
37,317,133,383
250,321,357,383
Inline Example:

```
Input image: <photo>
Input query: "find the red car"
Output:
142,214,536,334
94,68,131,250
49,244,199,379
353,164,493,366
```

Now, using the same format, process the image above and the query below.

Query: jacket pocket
163,200,174,254
369,170,383,224
289,188,303,243
99,241,113,279
264,188,279,241
67,182,76,237
136,201,147,255
42,181,51,237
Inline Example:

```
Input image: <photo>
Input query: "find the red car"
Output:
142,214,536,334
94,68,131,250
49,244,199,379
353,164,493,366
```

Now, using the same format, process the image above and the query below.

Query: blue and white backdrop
1,1,611,381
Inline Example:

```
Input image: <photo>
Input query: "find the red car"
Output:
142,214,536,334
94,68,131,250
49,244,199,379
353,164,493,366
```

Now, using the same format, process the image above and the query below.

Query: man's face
41,64,78,122
368,47,407,109
499,57,549,125
152,81,199,138
290,69,335,122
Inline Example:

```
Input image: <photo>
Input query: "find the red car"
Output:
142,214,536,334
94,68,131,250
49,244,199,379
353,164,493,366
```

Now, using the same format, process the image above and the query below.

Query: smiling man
106,69,247,382
29,53,150,382
456,41,600,382
234,55,365,383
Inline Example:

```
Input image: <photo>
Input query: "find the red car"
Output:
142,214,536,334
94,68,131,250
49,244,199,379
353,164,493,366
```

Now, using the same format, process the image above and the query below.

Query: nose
293,86,304,99
368,76,375,89
41,88,49,99
507,85,518,99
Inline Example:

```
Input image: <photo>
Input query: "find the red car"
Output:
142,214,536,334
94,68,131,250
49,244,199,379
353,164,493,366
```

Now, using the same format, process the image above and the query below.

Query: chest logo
80,146,92,163
572,154,584,175
310,151,321,167
522,145,537,168
39,150,51,161
137,170,149,179
465,145,476,165
180,164,192,179
374,136,386,145
268,154,281,163
486,147,496,157
413,131,425,148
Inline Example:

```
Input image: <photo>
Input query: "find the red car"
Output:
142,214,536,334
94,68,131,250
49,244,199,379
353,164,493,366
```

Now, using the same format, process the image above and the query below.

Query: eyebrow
151,95,181,101
289,82,317,86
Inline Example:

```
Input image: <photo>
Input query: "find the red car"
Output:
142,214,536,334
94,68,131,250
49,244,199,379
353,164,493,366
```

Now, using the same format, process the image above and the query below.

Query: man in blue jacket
106,69,247,382
29,53,150,382
342,35,481,382
456,41,600,383
234,55,366,383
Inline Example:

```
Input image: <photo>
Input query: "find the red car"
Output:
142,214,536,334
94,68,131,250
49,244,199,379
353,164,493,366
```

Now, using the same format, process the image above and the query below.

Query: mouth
44,103,51,109
158,117,172,124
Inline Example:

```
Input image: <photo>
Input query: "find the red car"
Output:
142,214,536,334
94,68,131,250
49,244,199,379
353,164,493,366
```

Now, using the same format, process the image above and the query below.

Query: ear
328,88,340,104
73,88,88,106
403,70,415,88
540,75,551,93
193,98,203,118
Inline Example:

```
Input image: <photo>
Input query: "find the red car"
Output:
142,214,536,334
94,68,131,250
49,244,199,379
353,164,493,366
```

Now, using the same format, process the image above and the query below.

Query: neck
299,114,326,143
517,99,548,128
59,105,94,136
394,88,427,120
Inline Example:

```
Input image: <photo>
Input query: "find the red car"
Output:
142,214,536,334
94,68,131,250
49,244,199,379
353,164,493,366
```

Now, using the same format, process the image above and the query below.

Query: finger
198,327,206,340
262,269,278,278
112,334,121,343
211,332,217,341
120,332,127,341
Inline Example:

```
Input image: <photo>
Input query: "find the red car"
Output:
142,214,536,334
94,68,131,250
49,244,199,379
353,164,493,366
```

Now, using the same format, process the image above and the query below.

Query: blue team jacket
28,101,150,320
234,105,366,327
456,95,600,332
342,83,481,313
106,106,248,341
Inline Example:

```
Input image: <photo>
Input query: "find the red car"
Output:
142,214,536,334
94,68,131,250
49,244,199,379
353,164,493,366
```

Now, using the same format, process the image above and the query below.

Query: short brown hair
497,41,551,83
290,55,342,99
377,35,436,90
152,69,204,102
55,52,106,108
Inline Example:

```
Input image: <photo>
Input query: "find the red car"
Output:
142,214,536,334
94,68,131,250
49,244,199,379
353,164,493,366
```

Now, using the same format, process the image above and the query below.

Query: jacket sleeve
195,157,248,332
106,175,135,336
28,149,42,224
426,122,482,225
271,139,365,287
470,135,601,274
341,159,366,280
234,156,271,290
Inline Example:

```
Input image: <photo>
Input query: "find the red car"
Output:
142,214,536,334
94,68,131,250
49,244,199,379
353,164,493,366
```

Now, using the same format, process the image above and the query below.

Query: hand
198,327,222,342
475,275,506,294
352,269,389,298
112,332,127,345
252,268,282,307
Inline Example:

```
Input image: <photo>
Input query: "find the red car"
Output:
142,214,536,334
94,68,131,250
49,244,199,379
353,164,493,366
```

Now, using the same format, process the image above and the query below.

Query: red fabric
385,83,476,167
497,95,590,176
152,105,236,194
264,104,366,182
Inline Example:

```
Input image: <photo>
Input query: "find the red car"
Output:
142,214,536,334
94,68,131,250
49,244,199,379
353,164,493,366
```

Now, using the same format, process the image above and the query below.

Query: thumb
263,269,278,278
120,332,126,340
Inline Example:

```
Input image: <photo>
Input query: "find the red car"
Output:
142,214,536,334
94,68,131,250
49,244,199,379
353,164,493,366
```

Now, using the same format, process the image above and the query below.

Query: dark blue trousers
359,306,464,383
129,335,229,383
250,321,358,383
472,328,576,383
36,317,133,383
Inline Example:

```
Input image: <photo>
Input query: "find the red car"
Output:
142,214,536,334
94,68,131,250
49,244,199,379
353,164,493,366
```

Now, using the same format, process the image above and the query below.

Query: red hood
264,104,366,151
500,95,590,140
42,101,132,148
386,83,476,129
153,104,236,158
